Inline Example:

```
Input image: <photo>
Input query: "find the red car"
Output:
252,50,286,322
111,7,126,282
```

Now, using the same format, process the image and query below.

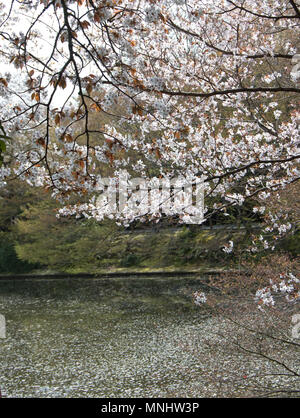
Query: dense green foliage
0,233,35,273
0,176,298,274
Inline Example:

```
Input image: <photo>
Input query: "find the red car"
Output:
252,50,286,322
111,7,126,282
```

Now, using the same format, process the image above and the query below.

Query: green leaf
0,139,6,152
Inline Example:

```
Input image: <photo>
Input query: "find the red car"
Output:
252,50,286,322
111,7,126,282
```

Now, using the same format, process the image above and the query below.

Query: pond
0,276,213,398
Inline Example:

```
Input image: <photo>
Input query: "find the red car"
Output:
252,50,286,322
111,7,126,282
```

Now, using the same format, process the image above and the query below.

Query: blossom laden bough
0,0,298,231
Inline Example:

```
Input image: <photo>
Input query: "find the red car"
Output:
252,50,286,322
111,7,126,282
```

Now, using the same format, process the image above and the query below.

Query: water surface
0,276,210,397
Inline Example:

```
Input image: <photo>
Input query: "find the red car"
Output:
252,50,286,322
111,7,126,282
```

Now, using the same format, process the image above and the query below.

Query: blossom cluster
255,273,300,310
193,291,207,306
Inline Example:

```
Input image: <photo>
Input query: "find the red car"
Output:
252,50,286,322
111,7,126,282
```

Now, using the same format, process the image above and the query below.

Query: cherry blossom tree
0,0,299,229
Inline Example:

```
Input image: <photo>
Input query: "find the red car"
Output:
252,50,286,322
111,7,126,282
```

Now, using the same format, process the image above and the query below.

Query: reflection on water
0,276,210,398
